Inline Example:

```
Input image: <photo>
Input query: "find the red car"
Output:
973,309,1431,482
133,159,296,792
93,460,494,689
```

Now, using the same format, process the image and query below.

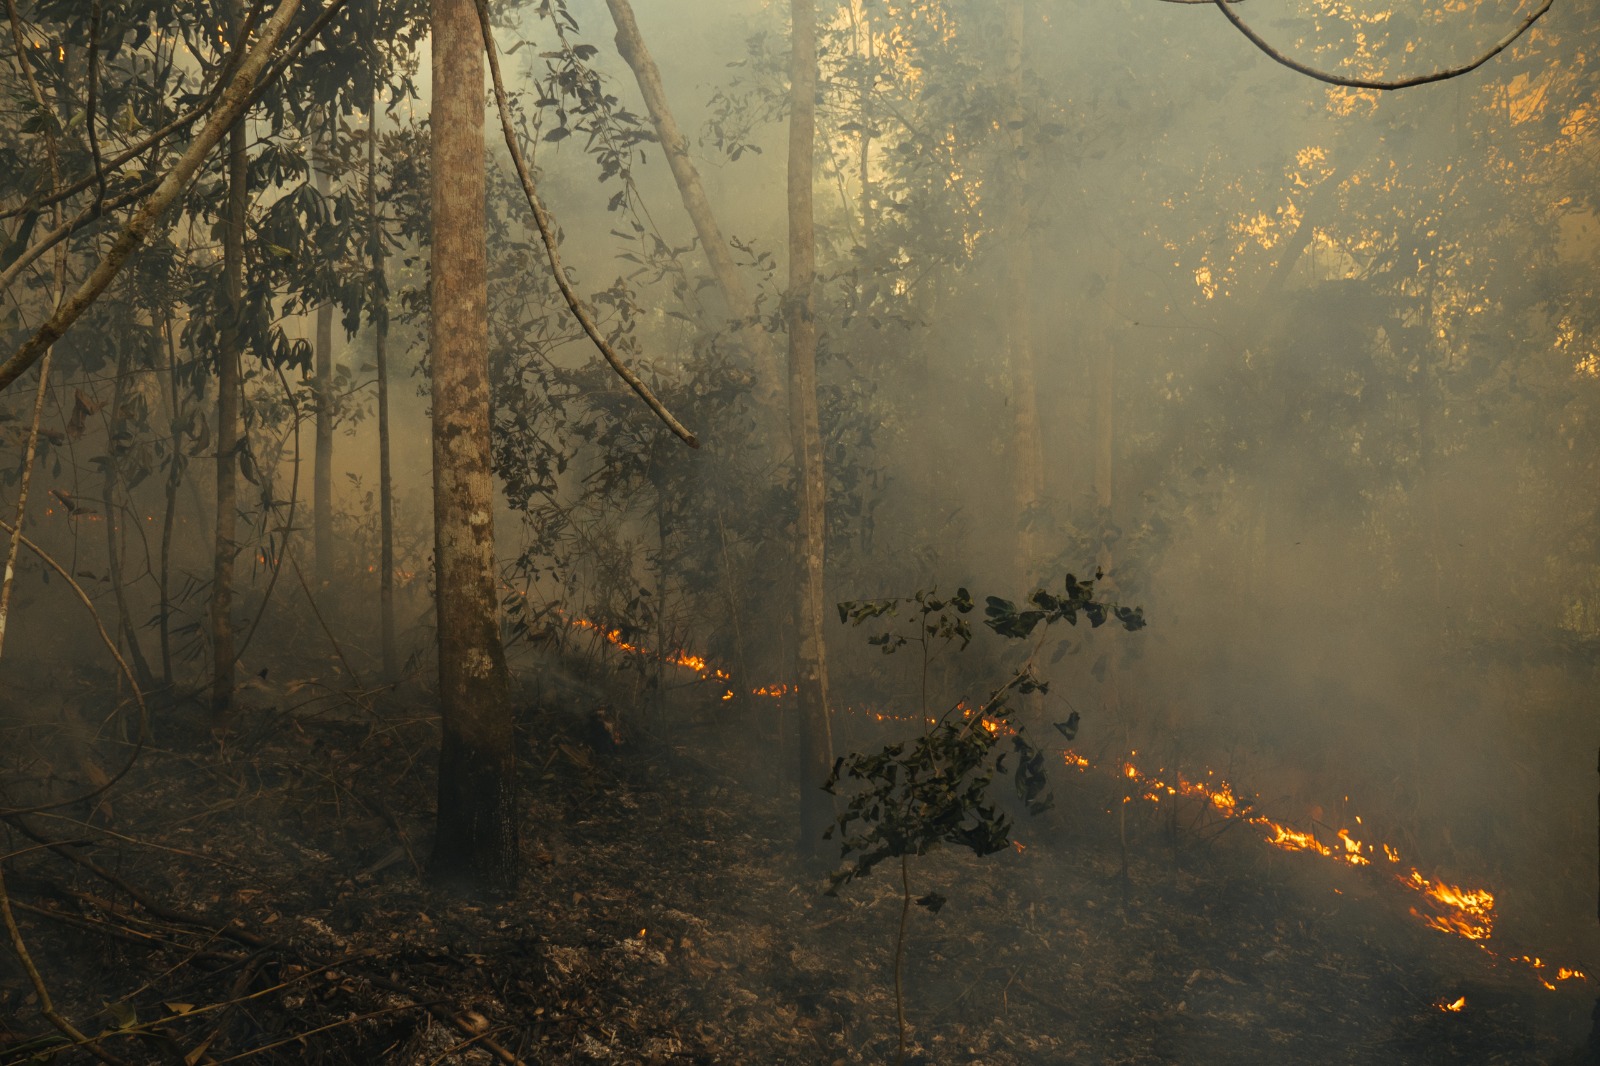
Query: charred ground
0,661,1589,1066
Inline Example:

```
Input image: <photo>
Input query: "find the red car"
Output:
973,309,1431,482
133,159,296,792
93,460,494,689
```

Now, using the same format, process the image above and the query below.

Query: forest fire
560,611,1586,995
1061,746,1591,992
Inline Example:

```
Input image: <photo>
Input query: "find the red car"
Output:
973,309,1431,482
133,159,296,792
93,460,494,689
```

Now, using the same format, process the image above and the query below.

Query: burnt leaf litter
0,674,1590,1066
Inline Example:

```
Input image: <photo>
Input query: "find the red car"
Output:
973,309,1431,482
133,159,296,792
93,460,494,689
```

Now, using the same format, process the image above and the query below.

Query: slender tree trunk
854,1,874,242
211,24,247,720
1093,272,1116,580
787,0,834,858
311,108,336,586
605,0,787,451
0,7,66,662
1003,0,1044,583
102,343,155,689
429,0,517,893
158,314,182,687
369,86,397,680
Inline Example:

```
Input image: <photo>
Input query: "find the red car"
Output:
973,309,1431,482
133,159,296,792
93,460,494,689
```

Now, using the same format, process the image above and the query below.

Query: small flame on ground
1058,748,1587,987
1437,995,1466,1012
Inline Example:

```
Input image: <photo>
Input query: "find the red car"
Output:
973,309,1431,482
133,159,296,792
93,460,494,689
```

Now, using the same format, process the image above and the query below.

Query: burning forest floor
0,670,1594,1065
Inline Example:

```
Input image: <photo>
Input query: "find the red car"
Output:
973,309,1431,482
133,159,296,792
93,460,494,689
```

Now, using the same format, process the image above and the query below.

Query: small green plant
825,572,1144,1065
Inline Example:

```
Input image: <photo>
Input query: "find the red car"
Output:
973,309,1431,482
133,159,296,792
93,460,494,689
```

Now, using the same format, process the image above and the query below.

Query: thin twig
289,554,363,687
0,860,128,1065
234,364,305,662
473,0,698,448
0,518,149,817
86,0,107,213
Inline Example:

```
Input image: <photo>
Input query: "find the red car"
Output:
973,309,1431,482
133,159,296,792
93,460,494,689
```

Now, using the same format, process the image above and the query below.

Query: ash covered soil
0,680,1592,1065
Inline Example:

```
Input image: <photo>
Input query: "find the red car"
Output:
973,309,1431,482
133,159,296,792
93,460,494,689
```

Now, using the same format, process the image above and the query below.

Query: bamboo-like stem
894,852,910,1066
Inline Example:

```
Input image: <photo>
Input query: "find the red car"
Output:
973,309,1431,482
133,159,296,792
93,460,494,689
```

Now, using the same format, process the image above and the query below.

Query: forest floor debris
0,677,1592,1064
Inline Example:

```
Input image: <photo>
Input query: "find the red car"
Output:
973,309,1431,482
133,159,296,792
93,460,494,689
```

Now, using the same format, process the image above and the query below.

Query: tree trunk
605,0,787,451
311,108,336,586
787,0,834,858
211,33,247,721
158,312,182,687
0,12,66,662
1003,0,1044,584
855,1,874,243
429,0,517,893
370,87,397,680
102,342,155,690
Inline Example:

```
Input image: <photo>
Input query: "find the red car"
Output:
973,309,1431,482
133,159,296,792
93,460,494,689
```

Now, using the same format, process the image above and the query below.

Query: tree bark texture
311,108,336,585
210,79,246,721
787,0,834,857
605,0,787,452
429,0,517,893
1003,0,1044,584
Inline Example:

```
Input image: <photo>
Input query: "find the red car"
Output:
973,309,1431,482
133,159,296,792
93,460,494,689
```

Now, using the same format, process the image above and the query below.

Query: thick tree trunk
311,109,336,585
787,0,834,858
211,64,247,721
429,0,517,893
605,0,787,451
1003,0,1044,583
369,89,397,680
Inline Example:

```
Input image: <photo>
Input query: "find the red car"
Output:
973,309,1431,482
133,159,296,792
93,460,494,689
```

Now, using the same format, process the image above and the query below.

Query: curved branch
473,0,699,449
1210,0,1552,90
0,0,306,394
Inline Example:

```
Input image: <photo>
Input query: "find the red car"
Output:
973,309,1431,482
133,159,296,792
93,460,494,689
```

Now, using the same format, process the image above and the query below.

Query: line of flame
549,613,1588,993
1070,747,1586,988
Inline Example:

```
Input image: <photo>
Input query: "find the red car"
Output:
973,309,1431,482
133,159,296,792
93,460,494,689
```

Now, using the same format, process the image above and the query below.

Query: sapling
824,573,1144,1065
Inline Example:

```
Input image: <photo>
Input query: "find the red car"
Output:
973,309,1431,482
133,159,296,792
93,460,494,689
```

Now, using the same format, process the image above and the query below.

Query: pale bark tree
788,0,834,856
429,0,517,892
311,108,336,586
1002,0,1045,584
